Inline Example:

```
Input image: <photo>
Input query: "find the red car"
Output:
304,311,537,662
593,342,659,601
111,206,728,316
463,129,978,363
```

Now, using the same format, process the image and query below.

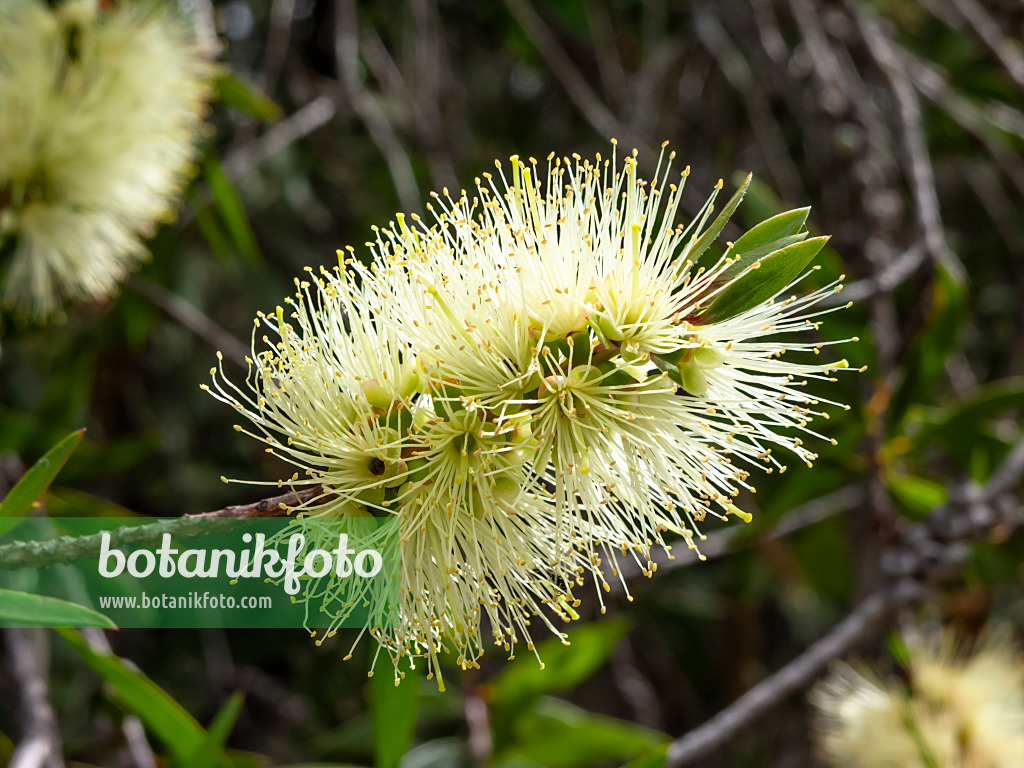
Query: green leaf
684,173,752,264
731,207,810,254
887,266,968,432
915,377,1024,455
214,72,283,123
202,156,262,266
57,628,207,760
625,745,668,768
703,236,830,323
488,620,627,728
184,692,245,768
888,474,948,516
0,588,116,629
499,698,665,768
370,659,420,768
0,429,84,539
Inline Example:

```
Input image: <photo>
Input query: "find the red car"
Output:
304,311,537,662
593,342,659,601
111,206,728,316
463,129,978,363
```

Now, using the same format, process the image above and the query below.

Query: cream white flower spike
211,143,858,683
0,0,213,321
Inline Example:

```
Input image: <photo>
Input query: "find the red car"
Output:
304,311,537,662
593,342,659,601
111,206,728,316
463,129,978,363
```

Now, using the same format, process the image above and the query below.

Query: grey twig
659,436,1024,767
126,276,250,366
223,95,338,180
122,717,158,768
334,0,421,213
6,628,65,768
948,0,1024,91
262,0,297,93
464,688,493,767
828,242,927,305
612,485,864,588
694,3,803,201
853,3,966,283
664,590,893,767
501,0,653,158
0,485,328,573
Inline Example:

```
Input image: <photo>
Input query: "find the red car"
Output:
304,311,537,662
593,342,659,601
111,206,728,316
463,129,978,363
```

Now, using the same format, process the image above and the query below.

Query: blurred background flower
812,628,1024,767
0,0,213,321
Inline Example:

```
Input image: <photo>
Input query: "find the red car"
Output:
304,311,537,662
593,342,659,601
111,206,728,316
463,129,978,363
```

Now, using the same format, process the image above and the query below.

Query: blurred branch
899,50,1024,199
223,96,338,180
694,2,803,201
827,242,926,305
660,436,1024,767
0,486,326,573
261,0,296,92
611,485,864,589
122,716,158,768
502,0,653,157
664,590,893,767
334,0,421,213
127,276,250,365
852,3,965,283
464,688,493,767
5,628,64,768
947,0,1024,91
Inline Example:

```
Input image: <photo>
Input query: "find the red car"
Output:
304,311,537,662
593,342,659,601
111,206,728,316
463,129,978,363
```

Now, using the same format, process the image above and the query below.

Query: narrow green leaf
214,72,282,123
500,698,665,768
731,207,810,254
888,475,948,516
370,659,420,768
0,429,84,539
0,588,116,629
202,156,262,266
712,231,808,290
488,620,627,725
703,236,830,323
626,745,668,768
684,173,752,264
57,628,207,760
184,692,245,768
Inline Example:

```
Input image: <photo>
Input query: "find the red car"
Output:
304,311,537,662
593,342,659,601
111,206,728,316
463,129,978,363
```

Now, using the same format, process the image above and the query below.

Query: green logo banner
0,516,400,630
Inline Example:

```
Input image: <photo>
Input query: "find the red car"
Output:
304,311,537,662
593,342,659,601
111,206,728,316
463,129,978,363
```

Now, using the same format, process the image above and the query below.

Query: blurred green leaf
0,428,84,538
498,698,665,768
915,376,1024,461
703,236,830,323
685,173,752,264
185,692,245,768
370,658,420,768
625,745,668,768
487,620,627,728
888,266,968,431
58,628,208,761
202,156,262,266
214,72,283,123
0,588,116,629
888,474,948,516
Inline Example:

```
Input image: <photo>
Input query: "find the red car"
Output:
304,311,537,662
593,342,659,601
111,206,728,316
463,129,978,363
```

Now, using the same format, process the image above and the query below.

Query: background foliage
1,0,1023,765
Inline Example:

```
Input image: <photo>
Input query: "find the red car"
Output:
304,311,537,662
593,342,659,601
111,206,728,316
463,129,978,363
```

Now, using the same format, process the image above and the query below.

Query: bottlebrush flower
211,142,857,683
812,630,1024,767
0,0,212,321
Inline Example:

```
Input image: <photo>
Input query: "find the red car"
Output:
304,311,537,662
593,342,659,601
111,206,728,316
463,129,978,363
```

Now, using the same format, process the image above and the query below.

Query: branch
6,628,65,768
948,0,1024,91
334,0,421,213
664,590,893,767
127,276,251,365
660,435,1024,766
223,96,337,181
852,2,966,284
501,0,653,157
0,485,327,573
